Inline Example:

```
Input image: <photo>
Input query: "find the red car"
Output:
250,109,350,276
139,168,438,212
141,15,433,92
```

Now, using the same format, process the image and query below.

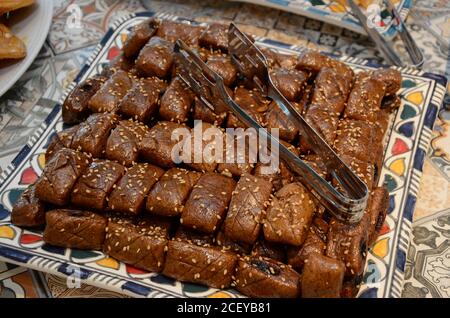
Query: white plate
0,0,53,97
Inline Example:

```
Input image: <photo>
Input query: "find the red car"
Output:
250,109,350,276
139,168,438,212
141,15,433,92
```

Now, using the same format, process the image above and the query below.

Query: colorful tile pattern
0,262,47,298
0,11,446,298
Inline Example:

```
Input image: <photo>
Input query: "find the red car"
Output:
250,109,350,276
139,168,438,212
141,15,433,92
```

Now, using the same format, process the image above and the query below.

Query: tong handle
267,87,367,200
174,42,229,115
227,23,369,216
383,0,424,68
348,0,424,68
347,0,405,67
218,86,367,221
175,39,367,222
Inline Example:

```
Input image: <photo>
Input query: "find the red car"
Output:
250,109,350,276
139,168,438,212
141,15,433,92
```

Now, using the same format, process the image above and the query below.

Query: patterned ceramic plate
229,0,412,38
0,12,447,298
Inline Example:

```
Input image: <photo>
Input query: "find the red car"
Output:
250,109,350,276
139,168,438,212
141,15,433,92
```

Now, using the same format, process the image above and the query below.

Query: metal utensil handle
347,0,404,67
227,23,369,205
267,86,368,198
174,39,367,222
217,85,367,221
383,0,424,68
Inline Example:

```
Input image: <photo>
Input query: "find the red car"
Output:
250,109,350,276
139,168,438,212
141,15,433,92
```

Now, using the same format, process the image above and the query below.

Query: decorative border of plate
0,11,447,298
229,0,412,39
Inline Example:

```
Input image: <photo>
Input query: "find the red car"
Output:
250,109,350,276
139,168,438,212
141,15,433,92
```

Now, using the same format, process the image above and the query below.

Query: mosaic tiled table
0,0,449,298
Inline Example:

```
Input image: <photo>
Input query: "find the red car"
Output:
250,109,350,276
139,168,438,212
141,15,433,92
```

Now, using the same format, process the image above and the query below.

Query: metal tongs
348,0,424,68
174,25,369,223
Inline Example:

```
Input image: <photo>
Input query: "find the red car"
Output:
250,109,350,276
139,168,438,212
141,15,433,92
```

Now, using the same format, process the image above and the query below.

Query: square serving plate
229,0,412,39
0,12,447,298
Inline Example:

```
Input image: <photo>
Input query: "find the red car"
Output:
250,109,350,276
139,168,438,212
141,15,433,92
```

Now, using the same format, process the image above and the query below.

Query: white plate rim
0,0,54,97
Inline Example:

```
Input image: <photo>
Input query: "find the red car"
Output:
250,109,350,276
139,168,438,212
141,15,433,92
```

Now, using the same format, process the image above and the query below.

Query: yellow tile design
0,225,15,239
96,257,120,270
406,91,424,106
329,3,346,13
372,237,389,259
120,33,128,44
38,153,46,170
390,158,405,176
207,291,232,298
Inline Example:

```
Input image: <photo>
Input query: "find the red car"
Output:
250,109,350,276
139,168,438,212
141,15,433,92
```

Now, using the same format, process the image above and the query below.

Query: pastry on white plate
0,23,26,60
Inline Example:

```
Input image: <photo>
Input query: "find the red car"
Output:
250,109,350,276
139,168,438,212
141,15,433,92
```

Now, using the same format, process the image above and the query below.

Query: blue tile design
0,246,33,263
42,244,66,255
396,249,406,272
388,195,396,214
403,194,416,222
150,274,176,286
413,148,426,171
359,287,378,298
398,121,414,138
423,104,439,129
44,104,61,126
10,146,31,172
58,263,92,280
0,204,10,220
422,72,448,87
122,281,153,296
